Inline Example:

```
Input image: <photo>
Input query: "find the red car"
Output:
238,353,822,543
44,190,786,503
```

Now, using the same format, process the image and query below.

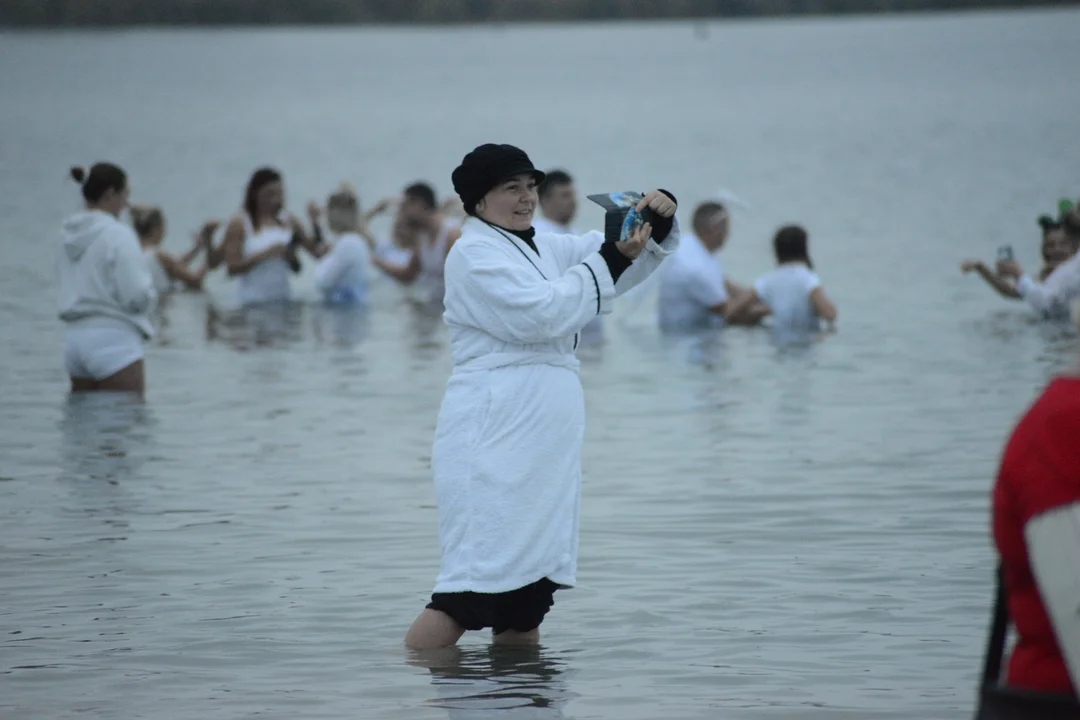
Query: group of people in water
56,160,842,394
54,150,1079,715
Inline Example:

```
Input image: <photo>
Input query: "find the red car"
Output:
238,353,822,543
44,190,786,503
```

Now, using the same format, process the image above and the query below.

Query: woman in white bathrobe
405,144,679,650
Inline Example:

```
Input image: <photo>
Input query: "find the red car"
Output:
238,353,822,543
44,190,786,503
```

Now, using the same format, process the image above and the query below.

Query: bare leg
97,359,145,395
492,629,539,646
405,609,465,650
70,377,99,393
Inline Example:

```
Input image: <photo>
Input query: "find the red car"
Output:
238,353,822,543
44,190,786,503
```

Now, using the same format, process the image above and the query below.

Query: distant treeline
0,0,1074,27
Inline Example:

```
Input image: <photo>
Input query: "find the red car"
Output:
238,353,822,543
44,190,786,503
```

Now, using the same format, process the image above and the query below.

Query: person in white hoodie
58,163,157,394
404,144,678,650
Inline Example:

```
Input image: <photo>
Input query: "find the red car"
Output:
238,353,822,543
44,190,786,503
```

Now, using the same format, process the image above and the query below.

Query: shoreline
1,2,1075,30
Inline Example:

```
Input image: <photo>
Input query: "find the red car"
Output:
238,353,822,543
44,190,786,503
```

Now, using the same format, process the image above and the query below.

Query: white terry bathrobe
431,216,680,594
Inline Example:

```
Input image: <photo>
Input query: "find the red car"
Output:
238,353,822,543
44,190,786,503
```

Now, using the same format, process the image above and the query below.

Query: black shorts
426,577,559,635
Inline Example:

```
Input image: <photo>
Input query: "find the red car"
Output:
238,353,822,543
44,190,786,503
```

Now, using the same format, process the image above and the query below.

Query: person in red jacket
990,297,1080,699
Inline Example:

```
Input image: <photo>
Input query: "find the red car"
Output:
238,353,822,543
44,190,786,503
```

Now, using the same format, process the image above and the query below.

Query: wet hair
130,204,165,238
403,182,437,211
692,201,728,235
70,163,127,203
244,167,283,228
538,169,573,200
773,224,814,269
326,182,360,233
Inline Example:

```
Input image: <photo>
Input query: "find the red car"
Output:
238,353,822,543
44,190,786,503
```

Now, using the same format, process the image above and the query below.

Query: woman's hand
960,259,985,273
307,201,322,225
996,259,1023,279
637,190,677,218
198,219,220,243
617,222,652,260
371,197,397,216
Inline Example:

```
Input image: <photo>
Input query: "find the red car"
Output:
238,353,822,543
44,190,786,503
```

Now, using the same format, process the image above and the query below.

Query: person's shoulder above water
787,263,822,288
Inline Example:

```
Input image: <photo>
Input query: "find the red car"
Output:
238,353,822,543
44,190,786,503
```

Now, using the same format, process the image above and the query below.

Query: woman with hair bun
57,163,156,394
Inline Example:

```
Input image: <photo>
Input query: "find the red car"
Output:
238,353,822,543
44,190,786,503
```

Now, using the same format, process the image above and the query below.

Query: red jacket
992,376,1080,695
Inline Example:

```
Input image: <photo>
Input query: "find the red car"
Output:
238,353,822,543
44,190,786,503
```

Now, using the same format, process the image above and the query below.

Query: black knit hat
451,144,546,216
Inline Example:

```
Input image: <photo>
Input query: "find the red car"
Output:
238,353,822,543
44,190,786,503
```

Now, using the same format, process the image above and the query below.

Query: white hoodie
57,209,157,338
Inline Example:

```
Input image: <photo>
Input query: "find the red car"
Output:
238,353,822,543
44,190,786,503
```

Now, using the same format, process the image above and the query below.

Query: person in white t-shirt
727,224,837,335
657,201,767,332
311,182,374,305
534,169,603,345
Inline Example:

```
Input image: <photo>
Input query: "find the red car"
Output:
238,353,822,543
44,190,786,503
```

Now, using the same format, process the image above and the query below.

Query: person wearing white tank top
208,167,326,306
371,181,462,305
130,205,218,294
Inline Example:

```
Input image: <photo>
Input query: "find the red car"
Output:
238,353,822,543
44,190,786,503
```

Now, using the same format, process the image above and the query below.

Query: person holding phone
994,210,1080,319
404,144,679,650
961,219,1073,302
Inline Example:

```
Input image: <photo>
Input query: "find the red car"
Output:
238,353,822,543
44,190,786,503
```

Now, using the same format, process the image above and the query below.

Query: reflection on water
59,392,156,487
405,300,448,359
312,303,372,349
205,300,307,351
415,645,576,719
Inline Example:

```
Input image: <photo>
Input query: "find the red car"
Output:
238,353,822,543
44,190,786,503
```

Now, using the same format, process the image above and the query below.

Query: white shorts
63,318,144,381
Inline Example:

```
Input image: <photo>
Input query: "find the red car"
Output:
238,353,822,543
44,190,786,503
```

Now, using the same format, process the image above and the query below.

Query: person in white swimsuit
57,163,156,395
208,167,325,306
130,205,218,294
371,182,462,305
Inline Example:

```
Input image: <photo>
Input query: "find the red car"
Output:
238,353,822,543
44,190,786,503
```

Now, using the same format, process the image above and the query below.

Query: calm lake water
3,9,1080,719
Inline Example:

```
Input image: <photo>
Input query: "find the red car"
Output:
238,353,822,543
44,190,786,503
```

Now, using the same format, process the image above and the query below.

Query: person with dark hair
404,143,678,650
995,204,1080,319
208,167,325,306
57,163,156,394
371,181,462,305
726,224,837,335
962,220,1074,301
533,169,603,345
130,205,219,293
657,200,766,331
533,170,577,236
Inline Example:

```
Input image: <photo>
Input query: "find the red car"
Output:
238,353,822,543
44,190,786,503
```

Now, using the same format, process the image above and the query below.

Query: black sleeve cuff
598,241,633,283
648,189,678,243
